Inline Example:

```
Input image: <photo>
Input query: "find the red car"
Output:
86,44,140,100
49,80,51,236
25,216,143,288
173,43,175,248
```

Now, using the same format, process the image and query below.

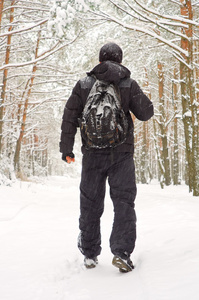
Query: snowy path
0,176,199,300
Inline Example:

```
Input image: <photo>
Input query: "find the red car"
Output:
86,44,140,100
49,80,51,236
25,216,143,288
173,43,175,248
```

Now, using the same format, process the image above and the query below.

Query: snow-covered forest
1,2,199,299
0,0,199,195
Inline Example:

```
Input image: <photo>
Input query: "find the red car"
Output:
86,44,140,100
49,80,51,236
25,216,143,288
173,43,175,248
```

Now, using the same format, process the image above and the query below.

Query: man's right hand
62,153,75,164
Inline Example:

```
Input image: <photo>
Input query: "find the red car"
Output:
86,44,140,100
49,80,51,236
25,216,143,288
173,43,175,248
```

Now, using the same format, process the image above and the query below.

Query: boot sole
84,263,96,269
112,255,133,273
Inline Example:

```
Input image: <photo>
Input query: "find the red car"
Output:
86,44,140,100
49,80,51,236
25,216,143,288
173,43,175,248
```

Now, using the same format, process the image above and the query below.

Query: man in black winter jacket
60,42,154,272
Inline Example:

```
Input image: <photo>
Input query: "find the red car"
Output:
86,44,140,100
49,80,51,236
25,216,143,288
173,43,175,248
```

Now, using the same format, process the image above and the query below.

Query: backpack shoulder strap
80,75,96,90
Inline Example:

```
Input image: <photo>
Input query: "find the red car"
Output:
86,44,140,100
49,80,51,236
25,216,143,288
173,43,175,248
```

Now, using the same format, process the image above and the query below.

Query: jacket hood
87,61,131,84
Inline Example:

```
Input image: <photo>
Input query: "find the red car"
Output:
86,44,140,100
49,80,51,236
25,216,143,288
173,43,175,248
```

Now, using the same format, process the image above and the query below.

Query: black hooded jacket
60,61,154,155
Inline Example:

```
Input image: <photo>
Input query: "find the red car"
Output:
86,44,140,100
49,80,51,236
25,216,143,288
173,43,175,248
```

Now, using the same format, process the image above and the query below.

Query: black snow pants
78,152,137,259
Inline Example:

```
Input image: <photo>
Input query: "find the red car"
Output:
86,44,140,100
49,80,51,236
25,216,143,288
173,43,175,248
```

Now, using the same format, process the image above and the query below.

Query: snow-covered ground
1,176,199,300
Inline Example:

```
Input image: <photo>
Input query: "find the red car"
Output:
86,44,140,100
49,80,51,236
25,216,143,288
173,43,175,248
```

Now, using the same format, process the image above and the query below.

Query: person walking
60,42,154,272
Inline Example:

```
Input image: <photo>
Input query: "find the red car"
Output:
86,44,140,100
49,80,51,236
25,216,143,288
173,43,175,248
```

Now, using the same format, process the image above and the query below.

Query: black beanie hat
99,42,123,63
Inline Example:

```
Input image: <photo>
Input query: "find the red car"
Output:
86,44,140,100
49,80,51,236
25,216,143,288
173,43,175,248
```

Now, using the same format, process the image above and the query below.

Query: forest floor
1,175,199,300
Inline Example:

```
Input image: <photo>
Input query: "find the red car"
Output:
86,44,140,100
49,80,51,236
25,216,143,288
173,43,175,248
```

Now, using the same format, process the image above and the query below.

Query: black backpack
79,78,129,149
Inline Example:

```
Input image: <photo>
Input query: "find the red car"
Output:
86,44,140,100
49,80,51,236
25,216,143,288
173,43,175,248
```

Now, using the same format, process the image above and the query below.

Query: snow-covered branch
2,5,49,13
0,35,79,71
168,0,183,6
109,0,149,23
120,0,189,40
165,111,180,128
89,10,189,58
0,18,48,38
132,0,199,27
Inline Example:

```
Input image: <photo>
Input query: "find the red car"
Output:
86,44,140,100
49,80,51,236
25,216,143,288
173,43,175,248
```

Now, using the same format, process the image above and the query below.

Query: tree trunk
153,119,164,188
180,0,199,195
0,0,4,26
14,30,41,172
0,0,15,155
195,40,199,104
140,67,152,183
140,122,147,184
157,62,171,186
172,68,180,185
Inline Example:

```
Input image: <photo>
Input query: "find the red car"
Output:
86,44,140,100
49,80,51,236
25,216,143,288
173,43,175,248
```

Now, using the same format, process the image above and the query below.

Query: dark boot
112,255,134,273
84,257,98,269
